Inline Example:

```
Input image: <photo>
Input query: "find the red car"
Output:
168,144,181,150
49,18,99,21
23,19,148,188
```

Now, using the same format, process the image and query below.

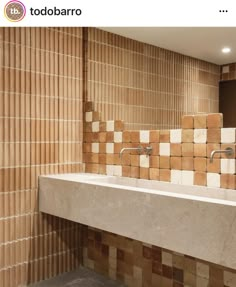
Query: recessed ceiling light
222,47,231,54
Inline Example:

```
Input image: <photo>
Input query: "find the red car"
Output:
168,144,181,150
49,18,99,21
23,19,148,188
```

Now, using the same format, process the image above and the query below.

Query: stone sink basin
39,173,236,270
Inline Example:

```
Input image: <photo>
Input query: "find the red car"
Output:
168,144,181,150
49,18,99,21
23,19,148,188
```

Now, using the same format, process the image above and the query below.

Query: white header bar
1,0,236,27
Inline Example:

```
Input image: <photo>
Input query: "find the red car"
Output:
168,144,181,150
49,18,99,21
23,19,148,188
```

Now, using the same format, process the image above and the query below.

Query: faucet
119,145,152,158
210,147,234,163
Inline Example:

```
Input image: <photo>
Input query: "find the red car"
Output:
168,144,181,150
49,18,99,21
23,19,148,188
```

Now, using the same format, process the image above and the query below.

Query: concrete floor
29,267,125,287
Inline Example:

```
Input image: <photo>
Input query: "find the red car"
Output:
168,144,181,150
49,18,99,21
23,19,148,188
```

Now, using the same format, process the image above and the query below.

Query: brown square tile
171,144,182,156
182,129,194,143
207,144,221,158
173,267,184,283
160,130,170,143
207,113,223,128
85,101,94,112
150,156,159,168
160,156,170,169
121,154,131,166
143,246,152,260
220,144,236,159
99,164,106,174
152,246,162,262
99,154,106,165
92,132,99,142
194,144,207,157
182,115,194,129
83,143,92,153
194,172,207,186
152,143,160,155
130,131,139,143
182,143,194,157
106,132,114,142
207,128,221,143
182,157,194,170
106,154,114,165
99,132,106,143
171,157,182,170
194,114,207,129
150,130,160,143
160,169,170,182
163,265,173,279
140,167,149,179
130,154,140,167
122,166,131,177
114,143,123,154
99,143,106,153
130,166,139,178
149,168,160,180
85,122,92,132
114,120,124,131
123,131,131,143
194,157,206,172
220,174,235,189
152,261,162,275
207,158,220,173
99,122,106,132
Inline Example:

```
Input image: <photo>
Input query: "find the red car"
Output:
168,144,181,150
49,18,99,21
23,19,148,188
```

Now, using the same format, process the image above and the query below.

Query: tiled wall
221,63,236,80
0,27,83,286
84,103,236,189
82,226,236,287
87,28,220,130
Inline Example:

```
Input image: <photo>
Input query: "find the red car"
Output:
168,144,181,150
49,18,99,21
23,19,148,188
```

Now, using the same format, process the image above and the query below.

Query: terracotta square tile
207,128,221,143
106,154,114,165
85,132,93,143
171,144,182,156
160,169,170,182
160,130,170,143
182,115,194,129
150,130,160,143
84,122,92,132
220,174,235,189
194,157,206,172
99,122,106,132
131,155,140,167
99,143,106,153
207,144,220,158
123,131,131,143
106,132,114,142
114,120,124,131
160,156,170,169
207,113,223,128
130,131,139,143
99,132,106,143
182,143,194,157
122,166,131,177
140,167,149,179
182,129,193,143
152,261,162,275
150,156,159,168
149,168,160,180
163,265,173,279
121,154,131,166
114,143,123,154
83,143,92,153
173,267,184,283
182,157,194,170
194,144,207,157
171,157,182,170
130,166,139,178
152,143,160,155
92,132,99,142
85,101,94,112
194,172,207,186
99,154,106,165
207,158,220,173
85,163,99,173
194,114,207,129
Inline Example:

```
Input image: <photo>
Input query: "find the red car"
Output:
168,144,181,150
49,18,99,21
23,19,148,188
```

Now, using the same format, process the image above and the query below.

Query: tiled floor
29,267,125,287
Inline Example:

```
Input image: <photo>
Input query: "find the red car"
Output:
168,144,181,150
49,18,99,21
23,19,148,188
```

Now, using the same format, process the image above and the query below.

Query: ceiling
100,27,236,65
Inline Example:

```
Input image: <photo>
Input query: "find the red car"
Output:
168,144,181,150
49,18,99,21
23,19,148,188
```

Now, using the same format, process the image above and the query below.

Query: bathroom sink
39,173,236,270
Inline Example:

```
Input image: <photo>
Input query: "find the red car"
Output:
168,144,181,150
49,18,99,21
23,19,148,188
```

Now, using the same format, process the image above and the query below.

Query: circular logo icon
4,0,26,22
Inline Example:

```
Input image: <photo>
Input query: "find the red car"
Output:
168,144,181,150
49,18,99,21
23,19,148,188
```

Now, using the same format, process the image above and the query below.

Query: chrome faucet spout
210,147,234,163
119,146,143,158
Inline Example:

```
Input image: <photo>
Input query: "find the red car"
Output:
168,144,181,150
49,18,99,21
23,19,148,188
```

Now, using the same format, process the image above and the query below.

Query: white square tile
207,173,220,188
140,131,150,143
160,143,170,156
114,132,122,143
182,171,194,185
106,121,115,131
194,129,207,143
171,170,182,184
106,165,114,175
222,65,229,74
196,262,209,279
162,251,172,267
221,159,235,174
92,143,99,153
170,129,182,143
140,155,149,168
113,165,122,176
85,112,92,122
221,128,236,143
92,121,99,132
106,143,114,154
224,271,236,287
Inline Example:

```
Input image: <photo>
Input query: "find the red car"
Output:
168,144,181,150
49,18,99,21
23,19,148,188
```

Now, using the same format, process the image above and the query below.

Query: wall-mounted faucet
119,145,153,159
210,147,234,163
